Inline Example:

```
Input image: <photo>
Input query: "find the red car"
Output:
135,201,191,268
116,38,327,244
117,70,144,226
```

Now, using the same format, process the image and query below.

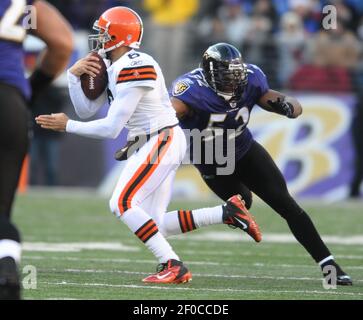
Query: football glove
267,97,295,118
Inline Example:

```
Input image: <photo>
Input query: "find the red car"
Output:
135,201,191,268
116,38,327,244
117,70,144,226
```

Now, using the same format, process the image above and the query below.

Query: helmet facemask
88,20,125,54
89,21,110,52
208,62,248,103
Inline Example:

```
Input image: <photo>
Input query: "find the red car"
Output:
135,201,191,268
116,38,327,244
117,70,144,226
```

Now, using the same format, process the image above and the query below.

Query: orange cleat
223,194,262,242
142,259,192,284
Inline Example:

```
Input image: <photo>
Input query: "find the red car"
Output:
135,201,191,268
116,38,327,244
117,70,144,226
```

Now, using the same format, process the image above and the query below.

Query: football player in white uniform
36,7,261,284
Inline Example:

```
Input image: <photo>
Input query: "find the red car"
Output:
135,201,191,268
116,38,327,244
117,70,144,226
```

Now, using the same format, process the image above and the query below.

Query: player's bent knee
109,196,126,218
109,194,137,218
109,197,120,218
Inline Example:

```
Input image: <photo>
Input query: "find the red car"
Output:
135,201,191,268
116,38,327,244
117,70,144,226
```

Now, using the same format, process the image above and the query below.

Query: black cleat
324,274,353,286
0,256,21,300
321,259,353,286
336,275,353,286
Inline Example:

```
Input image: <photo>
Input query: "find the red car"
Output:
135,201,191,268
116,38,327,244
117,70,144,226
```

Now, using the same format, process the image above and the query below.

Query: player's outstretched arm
258,89,302,119
29,0,74,102
35,87,147,139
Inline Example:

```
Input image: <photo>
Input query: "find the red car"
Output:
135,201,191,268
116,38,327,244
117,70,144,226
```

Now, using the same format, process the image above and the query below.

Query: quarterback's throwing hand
69,53,101,77
35,113,69,132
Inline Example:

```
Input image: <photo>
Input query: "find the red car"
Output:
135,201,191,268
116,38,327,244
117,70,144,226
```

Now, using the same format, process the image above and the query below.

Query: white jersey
107,49,178,139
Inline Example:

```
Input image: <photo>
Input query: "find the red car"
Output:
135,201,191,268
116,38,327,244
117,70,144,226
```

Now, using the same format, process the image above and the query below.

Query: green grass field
12,189,363,300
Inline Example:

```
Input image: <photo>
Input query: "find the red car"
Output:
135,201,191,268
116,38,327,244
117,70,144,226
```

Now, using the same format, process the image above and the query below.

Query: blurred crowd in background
27,0,363,198
45,0,363,90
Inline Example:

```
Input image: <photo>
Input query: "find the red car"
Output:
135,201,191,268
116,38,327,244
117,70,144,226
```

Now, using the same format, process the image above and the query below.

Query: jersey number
0,0,26,42
208,107,250,139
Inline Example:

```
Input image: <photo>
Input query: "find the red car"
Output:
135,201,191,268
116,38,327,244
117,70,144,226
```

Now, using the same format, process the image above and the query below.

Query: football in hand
80,52,108,100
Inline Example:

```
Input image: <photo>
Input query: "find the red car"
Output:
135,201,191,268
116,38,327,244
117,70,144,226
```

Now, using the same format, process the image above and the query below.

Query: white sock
319,255,334,266
192,206,224,228
162,206,223,237
0,239,21,264
120,206,179,263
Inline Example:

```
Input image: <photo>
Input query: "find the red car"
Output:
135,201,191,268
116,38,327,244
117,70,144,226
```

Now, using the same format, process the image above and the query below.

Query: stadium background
23,0,363,200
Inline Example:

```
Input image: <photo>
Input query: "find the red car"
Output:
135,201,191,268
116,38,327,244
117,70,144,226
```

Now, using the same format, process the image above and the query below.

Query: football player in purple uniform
0,0,73,299
170,43,352,286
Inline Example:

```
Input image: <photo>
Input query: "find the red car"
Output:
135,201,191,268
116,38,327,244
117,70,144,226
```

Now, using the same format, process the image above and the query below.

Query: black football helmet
202,43,248,103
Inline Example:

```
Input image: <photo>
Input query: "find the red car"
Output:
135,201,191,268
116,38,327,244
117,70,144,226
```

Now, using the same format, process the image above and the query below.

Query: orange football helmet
89,7,143,53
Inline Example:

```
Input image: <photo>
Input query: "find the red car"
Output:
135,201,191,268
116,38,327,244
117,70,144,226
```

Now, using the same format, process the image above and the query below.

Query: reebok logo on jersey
130,60,143,66
173,80,190,96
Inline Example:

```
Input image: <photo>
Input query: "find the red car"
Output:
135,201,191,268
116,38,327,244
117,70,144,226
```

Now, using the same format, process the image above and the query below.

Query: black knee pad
0,216,21,243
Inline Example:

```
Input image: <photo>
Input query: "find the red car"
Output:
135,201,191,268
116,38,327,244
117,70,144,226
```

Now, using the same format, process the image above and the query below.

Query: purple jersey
170,64,269,161
0,0,34,100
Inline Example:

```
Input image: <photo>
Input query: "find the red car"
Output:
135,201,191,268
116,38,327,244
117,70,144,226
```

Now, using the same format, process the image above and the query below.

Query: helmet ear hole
111,35,116,41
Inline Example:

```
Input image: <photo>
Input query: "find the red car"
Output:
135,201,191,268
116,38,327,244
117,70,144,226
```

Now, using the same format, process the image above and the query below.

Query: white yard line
23,255,226,266
180,249,363,260
21,232,363,254
44,268,363,283
22,242,139,253
22,255,363,270
40,281,363,297
24,187,363,209
174,232,363,245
